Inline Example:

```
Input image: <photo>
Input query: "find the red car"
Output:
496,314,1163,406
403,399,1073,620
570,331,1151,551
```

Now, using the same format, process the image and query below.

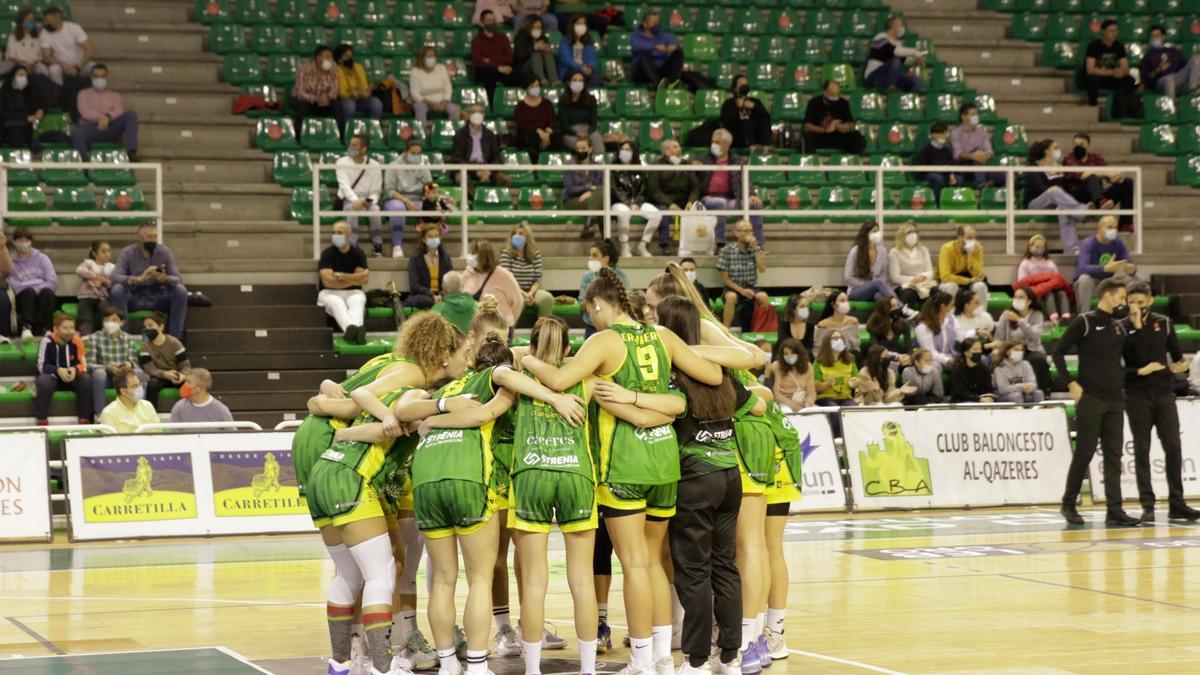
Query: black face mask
1073,145,1087,161
43,23,55,32
736,84,749,96
143,328,159,341
341,57,354,67
1111,304,1130,320
142,241,157,254
575,150,591,161
890,308,905,320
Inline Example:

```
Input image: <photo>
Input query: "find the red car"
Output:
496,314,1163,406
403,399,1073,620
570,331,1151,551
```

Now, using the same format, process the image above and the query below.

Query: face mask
24,19,36,31
14,241,31,254
531,28,542,38
1012,298,1028,313
347,147,361,159
1073,145,1087,161
575,150,591,161
91,77,107,90
966,350,981,362
483,22,496,32
527,86,541,98
469,111,484,126
868,231,883,245
784,355,799,365
331,233,347,248
962,239,977,252
796,306,810,321
574,23,588,36
1103,228,1118,242
919,364,934,375
837,301,851,315
424,56,437,69
905,232,919,247
426,238,441,250
180,383,193,399
736,84,749,96
967,114,980,126
710,143,723,157
618,149,633,164
668,154,682,165
931,138,945,149
1150,39,1163,49
1111,303,1129,319
103,320,121,335
1009,351,1025,363
511,234,526,249
465,253,478,269
341,56,354,67
321,59,334,71
130,385,146,402
569,80,584,94
143,328,159,341
1030,246,1045,256
43,22,55,32
13,75,27,90
406,153,423,164
1051,148,1062,162
896,26,906,38
830,339,846,353
587,259,602,273
684,269,697,283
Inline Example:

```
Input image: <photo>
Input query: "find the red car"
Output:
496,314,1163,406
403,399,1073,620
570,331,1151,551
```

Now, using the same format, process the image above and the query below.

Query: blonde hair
627,290,648,322
505,222,540,260
894,220,918,249
650,262,726,333
470,301,508,343
530,316,569,363
396,312,463,377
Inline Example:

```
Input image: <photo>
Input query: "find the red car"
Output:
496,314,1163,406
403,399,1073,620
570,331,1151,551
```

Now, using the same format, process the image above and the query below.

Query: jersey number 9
636,344,659,381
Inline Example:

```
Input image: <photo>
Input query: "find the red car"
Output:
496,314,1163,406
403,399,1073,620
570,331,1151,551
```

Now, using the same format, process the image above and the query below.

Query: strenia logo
523,452,580,468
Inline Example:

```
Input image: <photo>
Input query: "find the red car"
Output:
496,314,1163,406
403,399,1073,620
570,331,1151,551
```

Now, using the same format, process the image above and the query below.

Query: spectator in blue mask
406,223,454,310
1140,25,1200,97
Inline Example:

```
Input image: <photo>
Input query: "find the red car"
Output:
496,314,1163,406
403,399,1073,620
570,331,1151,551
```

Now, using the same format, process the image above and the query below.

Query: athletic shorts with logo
597,481,677,519
765,445,801,505
307,460,384,528
413,479,495,538
509,470,598,533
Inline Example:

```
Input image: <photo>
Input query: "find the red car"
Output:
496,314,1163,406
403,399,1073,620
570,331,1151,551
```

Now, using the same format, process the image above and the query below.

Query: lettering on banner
0,475,25,516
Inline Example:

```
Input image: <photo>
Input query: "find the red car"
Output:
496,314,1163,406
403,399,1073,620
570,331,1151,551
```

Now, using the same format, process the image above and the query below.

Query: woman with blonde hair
1014,233,1072,323
498,223,555,318
888,221,936,307
463,240,525,329
410,45,462,122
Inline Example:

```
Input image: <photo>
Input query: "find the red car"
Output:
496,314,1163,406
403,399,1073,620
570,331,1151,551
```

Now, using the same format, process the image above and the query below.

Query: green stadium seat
1117,15,1150,43
453,85,489,109
195,0,232,23
332,26,369,50
770,9,804,36
980,186,1009,215
267,54,302,86
209,23,246,54
786,62,820,92
1178,125,1200,155
1,148,37,186
887,92,925,123
639,120,674,149
393,1,424,26
446,29,474,57
617,88,654,119
486,86,518,119
301,117,345,152
345,118,385,147
1174,154,1200,186
1143,94,1178,123
290,186,336,224
793,37,824,63
1182,96,1200,126
40,147,88,186
926,93,962,123
829,36,868,64
877,123,917,155
274,0,314,25
316,0,352,26
857,185,898,214
255,116,299,151
603,30,632,59
813,186,855,223
1139,124,1178,155
870,154,914,186
600,58,626,84
1012,13,1047,40
804,9,838,36
1045,14,1081,41
932,64,966,93
695,89,724,119
683,34,718,62
829,152,869,186
273,150,314,187
1041,40,1080,68
291,25,326,54
773,91,808,122
982,0,1017,9
733,9,767,34
371,27,408,56
223,53,263,85
695,8,727,34
591,89,615,119
434,2,470,28
598,120,634,146
746,63,782,91
54,185,101,226
430,119,458,152
788,154,825,186
850,91,887,122
748,154,788,188
707,62,737,86
356,0,392,25
89,149,137,187
773,186,811,222
759,36,792,63
656,89,693,119
102,187,151,226
841,10,882,37
722,35,755,63
470,185,513,222
7,186,50,226
822,63,858,91
663,8,694,32
536,151,571,182
993,123,1029,155
941,186,985,222
245,24,285,54
1149,0,1182,12
899,185,937,222
385,119,427,148
500,149,535,187
412,29,448,53
518,187,559,224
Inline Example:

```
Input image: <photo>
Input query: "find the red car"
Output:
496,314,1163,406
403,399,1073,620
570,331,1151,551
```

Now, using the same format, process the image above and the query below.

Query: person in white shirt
409,46,461,123
887,221,936,308
99,369,159,434
336,134,384,256
952,286,996,342
5,10,43,74
38,7,93,86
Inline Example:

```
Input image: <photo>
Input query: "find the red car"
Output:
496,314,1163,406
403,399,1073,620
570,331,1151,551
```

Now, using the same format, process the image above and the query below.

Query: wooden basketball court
1,507,1198,674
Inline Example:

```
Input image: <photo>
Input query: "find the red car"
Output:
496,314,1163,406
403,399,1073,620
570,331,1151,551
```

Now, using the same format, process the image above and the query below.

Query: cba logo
858,422,933,497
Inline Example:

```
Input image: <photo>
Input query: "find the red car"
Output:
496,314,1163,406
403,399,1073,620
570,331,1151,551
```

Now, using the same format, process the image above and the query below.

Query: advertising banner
783,413,847,512
1089,398,1200,505
79,453,198,523
842,406,1074,510
0,431,52,542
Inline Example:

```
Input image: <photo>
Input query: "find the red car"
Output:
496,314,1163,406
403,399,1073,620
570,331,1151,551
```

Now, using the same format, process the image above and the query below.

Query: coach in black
1055,278,1140,526
1122,282,1199,523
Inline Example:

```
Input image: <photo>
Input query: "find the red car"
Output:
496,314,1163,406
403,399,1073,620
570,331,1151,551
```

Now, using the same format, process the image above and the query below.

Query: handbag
472,269,496,301
332,169,366,210
751,300,779,333
677,202,716,256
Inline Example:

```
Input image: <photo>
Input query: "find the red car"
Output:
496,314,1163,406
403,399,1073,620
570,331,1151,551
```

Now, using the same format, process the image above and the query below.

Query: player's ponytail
587,266,642,324
474,333,514,370
530,316,569,364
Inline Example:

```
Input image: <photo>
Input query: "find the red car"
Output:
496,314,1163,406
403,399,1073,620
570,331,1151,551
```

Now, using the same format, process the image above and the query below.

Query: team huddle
292,264,804,675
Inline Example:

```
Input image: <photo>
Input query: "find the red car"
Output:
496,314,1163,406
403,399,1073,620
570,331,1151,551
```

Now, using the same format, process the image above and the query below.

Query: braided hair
586,266,642,325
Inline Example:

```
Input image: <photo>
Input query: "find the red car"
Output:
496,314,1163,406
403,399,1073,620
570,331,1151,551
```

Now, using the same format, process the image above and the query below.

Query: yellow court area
0,507,1198,674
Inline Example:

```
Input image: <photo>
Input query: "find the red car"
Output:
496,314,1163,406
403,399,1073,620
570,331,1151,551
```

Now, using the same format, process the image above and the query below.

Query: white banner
0,431,52,542
1089,397,1200,505
783,413,846,512
842,406,1074,510
65,431,316,541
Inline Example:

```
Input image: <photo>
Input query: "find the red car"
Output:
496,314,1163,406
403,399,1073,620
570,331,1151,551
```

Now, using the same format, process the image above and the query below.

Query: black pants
632,50,683,88
670,466,742,664
803,130,866,155
76,297,103,335
289,97,336,138
1069,175,1134,226
515,128,560,164
404,292,436,310
2,123,32,149
1083,74,1135,106
1028,350,1052,394
472,67,510,110
0,285,11,337
896,286,922,308
146,375,173,407
34,371,92,421
1127,393,1185,510
593,513,614,575
1063,390,1126,512
15,287,56,335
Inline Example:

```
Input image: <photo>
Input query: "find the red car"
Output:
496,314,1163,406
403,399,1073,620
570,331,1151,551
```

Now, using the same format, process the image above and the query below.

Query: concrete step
189,284,322,307
142,123,252,152
163,159,271,185
889,0,985,14
126,92,234,118
89,29,207,57
994,101,1100,128
110,60,222,89
902,16,1011,43
937,46,1037,70
164,192,289,222
187,326,332,353
189,350,354,372
214,369,348,393
187,304,328,329
72,1,194,28
967,73,1070,96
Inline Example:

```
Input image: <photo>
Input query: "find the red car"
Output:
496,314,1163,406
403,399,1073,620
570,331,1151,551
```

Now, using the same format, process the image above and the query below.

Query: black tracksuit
1054,308,1129,512
1121,310,1186,511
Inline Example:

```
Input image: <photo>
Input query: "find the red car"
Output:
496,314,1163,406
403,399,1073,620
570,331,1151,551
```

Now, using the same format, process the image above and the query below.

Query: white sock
630,636,653,669
741,619,756,651
466,648,489,675
438,647,461,674
651,625,672,662
494,605,511,630
522,640,542,675
578,639,597,674
393,611,417,645
671,588,684,633
766,608,785,634
597,603,608,623
755,612,765,639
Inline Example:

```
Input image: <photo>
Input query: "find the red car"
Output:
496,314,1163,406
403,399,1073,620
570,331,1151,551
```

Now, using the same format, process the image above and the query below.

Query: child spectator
852,344,913,405
7,226,57,340
813,329,858,407
949,338,995,403
34,312,91,424
769,337,816,412
74,240,112,334
84,306,145,418
992,341,1044,404
138,311,189,407
901,348,945,405
1014,233,1072,323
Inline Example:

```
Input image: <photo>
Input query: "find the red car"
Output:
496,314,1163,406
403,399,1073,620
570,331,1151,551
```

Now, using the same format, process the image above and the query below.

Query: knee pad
327,544,364,606
352,533,397,607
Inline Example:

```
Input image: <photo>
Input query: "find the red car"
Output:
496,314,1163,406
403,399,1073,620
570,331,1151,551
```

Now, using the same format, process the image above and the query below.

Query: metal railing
312,162,1142,258
133,420,264,433
0,161,164,242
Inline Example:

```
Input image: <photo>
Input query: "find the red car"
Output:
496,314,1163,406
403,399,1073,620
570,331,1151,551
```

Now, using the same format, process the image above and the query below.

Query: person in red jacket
470,10,514,109
34,312,93,424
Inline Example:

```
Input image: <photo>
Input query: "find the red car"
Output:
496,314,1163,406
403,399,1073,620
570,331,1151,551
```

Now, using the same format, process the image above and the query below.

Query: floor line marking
788,648,907,674
2,646,237,661
4,616,63,655
214,646,276,674
0,594,308,606
998,573,1200,612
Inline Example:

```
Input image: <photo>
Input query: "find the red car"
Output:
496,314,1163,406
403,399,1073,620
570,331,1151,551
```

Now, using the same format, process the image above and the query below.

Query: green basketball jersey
766,401,802,490
340,353,408,392
491,409,516,492
596,322,680,485
411,367,500,488
318,387,413,481
373,432,421,502
513,376,593,481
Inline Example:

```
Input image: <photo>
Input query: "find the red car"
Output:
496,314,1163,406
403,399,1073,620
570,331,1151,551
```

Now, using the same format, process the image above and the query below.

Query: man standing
1082,19,1135,107
1056,278,1140,526
318,221,369,345
170,368,234,424
110,222,188,339
1121,283,1199,522
717,220,768,331
71,64,138,160
335,134,384,255
802,80,865,155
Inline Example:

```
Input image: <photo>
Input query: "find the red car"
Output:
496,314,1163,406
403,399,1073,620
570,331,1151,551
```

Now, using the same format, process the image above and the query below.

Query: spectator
853,344,912,405
451,104,510,186
335,133,384,256
513,0,558,35
937,224,987,308
1014,233,1072,323
844,221,896,303
169,368,233,424
949,103,1003,187
679,257,709,300
780,293,813,352
769,337,816,412
410,46,462,123
803,79,865,154
1,65,44,149
901,348,945,405
498,223,553,317
34,312,91,424
611,141,662,259
7,227,57,340
1141,25,1200,97
332,43,382,123
559,15,600,87
914,290,957,369
71,64,138,160
720,74,771,152
888,221,936,307
700,128,764,246
407,224,454,310
316,221,369,344
513,77,558,162
6,10,42,74
578,238,627,338
38,6,92,87
138,311,189,406
381,140,432,258
1063,131,1133,230
994,286,1052,393
646,139,698,254
865,297,914,363
993,341,1043,404
813,329,858,407
558,71,603,151
1082,19,1134,107
913,122,955,205
472,0,514,27
289,46,338,137
463,240,524,328
717,219,768,330
1075,215,1137,313
471,10,514,106
953,287,995,345
948,338,995,403
84,306,145,418
417,181,456,235
99,369,158,433
1026,138,1086,254
74,240,113,334
863,15,924,93
629,10,682,88
0,231,10,337
814,289,862,356
431,270,478,335
514,16,558,87
563,134,603,237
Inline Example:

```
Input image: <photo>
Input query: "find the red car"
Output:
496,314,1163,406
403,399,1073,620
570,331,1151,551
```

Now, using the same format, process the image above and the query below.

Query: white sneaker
436,668,462,675
395,630,438,670
637,241,653,258
373,663,415,675
19,328,33,342
392,247,405,258
764,629,787,660
614,665,654,675
493,624,522,657
676,662,711,675
709,655,740,675
326,658,353,675
655,656,675,675
350,634,368,675
541,624,566,650
620,242,633,259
